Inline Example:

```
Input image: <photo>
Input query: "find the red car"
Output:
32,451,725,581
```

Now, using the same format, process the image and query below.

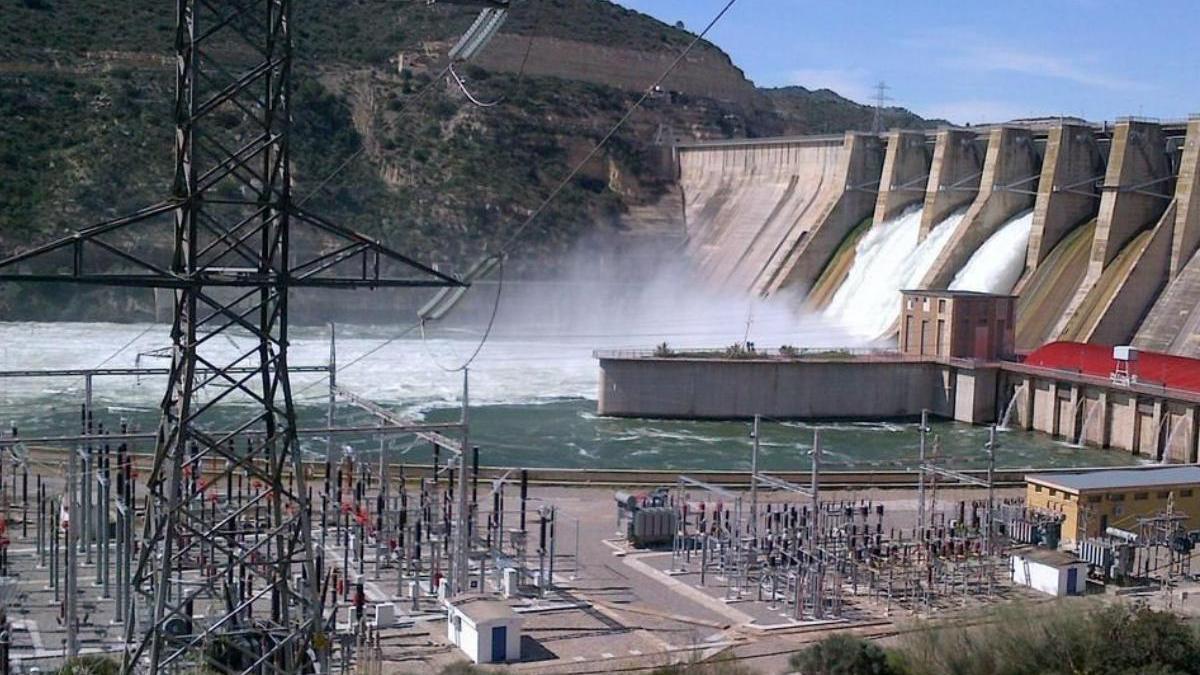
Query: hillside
0,0,939,319
766,86,945,134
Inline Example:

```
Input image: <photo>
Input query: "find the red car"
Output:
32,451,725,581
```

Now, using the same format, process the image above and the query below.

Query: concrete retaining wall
598,357,957,420
473,34,760,105
598,355,1200,463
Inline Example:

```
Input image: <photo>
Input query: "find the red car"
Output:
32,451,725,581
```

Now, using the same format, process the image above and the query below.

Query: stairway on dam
671,118,1200,354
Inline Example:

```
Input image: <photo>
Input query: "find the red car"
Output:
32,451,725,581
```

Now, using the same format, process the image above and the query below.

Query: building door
491,626,507,662
1066,567,1078,595
974,326,989,359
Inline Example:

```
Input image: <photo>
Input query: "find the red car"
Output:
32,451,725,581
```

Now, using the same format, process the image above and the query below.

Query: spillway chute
822,207,964,339
947,210,1034,295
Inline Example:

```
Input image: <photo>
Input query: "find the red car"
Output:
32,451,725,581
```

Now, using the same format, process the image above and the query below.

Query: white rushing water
0,282,858,419
948,210,1034,294
824,207,965,339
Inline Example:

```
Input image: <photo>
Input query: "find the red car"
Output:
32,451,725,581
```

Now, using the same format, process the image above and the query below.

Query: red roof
1024,341,1200,393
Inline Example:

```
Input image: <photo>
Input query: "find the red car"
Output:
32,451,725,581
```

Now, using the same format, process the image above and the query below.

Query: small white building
1011,548,1087,596
446,594,524,664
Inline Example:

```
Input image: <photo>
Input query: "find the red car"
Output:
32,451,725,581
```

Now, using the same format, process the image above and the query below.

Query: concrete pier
596,352,1200,462
1054,121,1175,344
1132,121,1200,353
1012,124,1108,350
1003,367,1200,463
1090,121,1173,271
919,126,1042,290
1168,119,1200,277
758,132,885,295
919,129,986,239
1024,124,1106,268
873,130,931,224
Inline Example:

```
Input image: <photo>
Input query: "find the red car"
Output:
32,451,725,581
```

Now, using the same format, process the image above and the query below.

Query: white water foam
0,288,856,419
824,207,965,339
948,210,1034,294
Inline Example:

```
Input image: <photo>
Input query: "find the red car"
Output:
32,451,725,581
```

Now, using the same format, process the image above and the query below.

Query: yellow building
1025,467,1200,543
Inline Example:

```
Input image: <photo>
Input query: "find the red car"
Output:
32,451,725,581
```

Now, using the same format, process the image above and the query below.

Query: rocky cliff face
0,0,937,319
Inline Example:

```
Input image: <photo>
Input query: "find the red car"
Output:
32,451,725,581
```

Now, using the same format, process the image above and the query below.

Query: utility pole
917,409,928,531
453,369,470,596
810,429,822,619
750,415,760,540
986,425,996,556
66,447,78,659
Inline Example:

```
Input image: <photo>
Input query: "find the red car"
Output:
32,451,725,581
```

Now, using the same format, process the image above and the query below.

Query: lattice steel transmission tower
0,1,462,672
871,81,892,133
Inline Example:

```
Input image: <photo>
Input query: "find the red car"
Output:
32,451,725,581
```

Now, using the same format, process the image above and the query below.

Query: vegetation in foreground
56,601,1195,675
793,600,1200,675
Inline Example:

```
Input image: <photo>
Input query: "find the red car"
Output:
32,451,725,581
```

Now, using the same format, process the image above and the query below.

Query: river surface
0,321,1139,471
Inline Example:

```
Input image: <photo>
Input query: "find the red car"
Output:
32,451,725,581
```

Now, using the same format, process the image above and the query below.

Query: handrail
594,346,920,361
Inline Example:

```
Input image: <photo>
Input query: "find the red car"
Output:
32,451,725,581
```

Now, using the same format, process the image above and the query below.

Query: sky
615,1,1198,125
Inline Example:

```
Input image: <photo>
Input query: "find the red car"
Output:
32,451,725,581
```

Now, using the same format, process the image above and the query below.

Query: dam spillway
672,117,1200,356
948,210,1034,295
822,207,962,339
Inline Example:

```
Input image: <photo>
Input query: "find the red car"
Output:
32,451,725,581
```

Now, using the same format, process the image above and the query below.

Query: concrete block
372,603,396,629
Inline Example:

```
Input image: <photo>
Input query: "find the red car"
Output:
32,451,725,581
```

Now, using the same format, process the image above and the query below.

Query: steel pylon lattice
0,1,462,673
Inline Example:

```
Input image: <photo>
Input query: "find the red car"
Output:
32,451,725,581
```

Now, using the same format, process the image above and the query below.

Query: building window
1088,495,1101,503
1034,485,1043,493
1157,491,1170,499
938,299,947,313
906,298,914,310
1184,489,1194,497
1134,492,1148,500
1109,493,1125,502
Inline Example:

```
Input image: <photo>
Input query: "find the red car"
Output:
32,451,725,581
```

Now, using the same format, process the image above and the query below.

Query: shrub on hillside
895,600,1200,675
789,634,899,675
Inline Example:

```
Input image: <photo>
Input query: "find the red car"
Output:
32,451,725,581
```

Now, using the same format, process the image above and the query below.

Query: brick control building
1025,467,1200,542
900,290,1016,360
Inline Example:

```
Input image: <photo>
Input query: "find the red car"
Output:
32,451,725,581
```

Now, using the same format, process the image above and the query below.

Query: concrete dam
672,118,1200,355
